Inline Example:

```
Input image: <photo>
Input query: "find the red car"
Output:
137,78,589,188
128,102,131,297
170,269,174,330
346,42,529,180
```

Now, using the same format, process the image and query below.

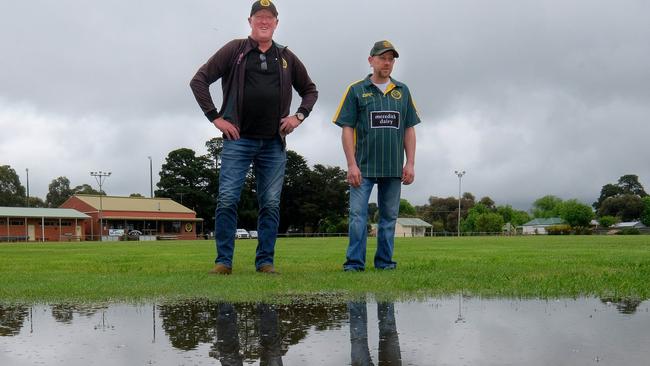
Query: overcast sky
1,0,649,210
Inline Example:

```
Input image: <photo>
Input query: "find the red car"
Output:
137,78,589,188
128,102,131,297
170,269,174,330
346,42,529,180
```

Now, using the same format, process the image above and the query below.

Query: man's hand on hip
213,117,240,140
279,115,301,135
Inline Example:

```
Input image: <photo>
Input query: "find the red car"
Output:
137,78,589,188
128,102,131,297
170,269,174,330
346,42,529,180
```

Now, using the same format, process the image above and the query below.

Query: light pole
90,171,111,241
454,170,465,237
25,168,30,207
148,156,153,198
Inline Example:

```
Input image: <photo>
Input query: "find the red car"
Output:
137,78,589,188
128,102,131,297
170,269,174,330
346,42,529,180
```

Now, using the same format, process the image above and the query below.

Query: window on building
163,221,181,233
0,218,6,225
10,219,24,226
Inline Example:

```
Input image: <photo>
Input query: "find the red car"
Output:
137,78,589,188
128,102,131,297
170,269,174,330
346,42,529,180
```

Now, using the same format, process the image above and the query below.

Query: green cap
370,40,399,58
250,0,278,17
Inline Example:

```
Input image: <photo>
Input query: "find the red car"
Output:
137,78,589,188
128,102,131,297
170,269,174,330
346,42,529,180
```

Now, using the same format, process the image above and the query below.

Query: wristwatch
295,112,305,122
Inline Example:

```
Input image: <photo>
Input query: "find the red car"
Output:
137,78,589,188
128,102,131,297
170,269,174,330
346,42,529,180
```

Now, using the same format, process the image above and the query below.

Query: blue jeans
345,177,401,271
214,137,286,269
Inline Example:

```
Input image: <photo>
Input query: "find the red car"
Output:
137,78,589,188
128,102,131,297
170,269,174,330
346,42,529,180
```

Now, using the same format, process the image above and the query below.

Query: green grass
1,236,649,303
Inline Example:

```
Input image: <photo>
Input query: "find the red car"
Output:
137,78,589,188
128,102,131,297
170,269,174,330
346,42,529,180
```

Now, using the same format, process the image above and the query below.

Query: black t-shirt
241,46,281,139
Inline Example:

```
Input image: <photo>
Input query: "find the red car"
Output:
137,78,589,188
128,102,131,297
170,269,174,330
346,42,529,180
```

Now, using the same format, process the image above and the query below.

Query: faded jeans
214,137,286,269
344,177,401,271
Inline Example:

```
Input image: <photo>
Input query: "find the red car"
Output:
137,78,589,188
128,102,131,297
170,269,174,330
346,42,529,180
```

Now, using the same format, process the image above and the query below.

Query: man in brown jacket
190,0,318,275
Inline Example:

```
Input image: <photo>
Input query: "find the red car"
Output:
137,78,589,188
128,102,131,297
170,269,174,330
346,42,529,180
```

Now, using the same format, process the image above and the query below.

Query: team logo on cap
260,0,271,6
383,41,392,48
390,90,402,100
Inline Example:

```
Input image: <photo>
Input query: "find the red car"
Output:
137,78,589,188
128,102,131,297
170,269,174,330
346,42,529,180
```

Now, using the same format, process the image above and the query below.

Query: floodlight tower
90,171,111,241
454,170,466,237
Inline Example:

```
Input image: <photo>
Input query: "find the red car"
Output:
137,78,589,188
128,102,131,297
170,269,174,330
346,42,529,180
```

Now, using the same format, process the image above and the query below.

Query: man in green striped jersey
333,40,421,271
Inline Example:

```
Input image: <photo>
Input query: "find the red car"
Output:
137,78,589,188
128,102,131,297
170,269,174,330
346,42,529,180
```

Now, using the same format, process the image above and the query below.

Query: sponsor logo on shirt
362,92,374,98
370,111,400,129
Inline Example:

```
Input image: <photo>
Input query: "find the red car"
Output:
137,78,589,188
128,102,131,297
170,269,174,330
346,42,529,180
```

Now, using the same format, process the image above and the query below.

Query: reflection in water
1,298,649,365
0,305,28,336
158,300,348,362
349,302,401,366
600,297,642,314
211,303,283,365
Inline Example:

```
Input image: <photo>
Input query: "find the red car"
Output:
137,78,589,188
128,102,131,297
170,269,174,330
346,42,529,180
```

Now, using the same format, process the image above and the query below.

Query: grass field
1,235,649,303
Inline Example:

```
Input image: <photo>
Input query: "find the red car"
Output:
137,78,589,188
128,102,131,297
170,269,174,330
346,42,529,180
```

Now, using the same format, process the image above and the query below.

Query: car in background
248,230,258,239
235,229,250,239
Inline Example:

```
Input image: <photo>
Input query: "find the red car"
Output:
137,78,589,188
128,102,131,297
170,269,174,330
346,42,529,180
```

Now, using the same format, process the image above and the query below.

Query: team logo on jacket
282,58,287,69
390,90,402,100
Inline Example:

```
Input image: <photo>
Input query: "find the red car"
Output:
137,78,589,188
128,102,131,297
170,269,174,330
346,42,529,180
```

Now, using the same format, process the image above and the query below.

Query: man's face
248,9,278,43
369,52,396,79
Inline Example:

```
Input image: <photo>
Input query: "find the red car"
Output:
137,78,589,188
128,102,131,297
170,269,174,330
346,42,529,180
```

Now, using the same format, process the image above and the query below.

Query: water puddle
1,297,648,365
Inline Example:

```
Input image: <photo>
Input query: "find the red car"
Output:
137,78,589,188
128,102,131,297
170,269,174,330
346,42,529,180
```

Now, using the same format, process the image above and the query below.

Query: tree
156,148,217,223
478,196,495,210
496,205,530,226
593,183,621,210
129,193,144,197
461,203,490,232
46,177,73,207
598,215,617,228
0,165,26,207
558,199,594,227
367,203,378,223
598,194,644,221
73,184,103,195
475,212,505,233
617,174,647,197
27,197,46,208
399,199,416,217
594,174,647,210
640,197,650,226
532,195,563,218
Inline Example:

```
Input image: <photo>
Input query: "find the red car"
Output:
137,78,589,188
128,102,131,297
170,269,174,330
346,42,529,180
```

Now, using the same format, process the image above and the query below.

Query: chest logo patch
282,58,287,69
362,92,374,98
370,111,400,129
390,90,402,100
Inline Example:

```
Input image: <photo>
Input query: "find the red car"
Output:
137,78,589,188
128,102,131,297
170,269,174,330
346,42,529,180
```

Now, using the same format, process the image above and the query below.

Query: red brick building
0,207,90,242
60,195,204,240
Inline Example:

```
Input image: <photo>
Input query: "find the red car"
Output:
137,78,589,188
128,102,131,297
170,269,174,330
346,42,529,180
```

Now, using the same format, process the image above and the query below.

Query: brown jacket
190,37,318,130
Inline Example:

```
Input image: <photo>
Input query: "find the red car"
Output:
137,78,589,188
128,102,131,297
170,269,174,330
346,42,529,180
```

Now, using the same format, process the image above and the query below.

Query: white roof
0,207,90,219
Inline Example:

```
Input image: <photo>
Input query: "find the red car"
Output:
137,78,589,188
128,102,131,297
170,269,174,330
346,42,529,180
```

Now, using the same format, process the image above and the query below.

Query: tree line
2,157,649,234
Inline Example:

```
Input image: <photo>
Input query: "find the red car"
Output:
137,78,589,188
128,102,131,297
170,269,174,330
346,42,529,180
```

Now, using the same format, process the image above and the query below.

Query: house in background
395,218,432,237
611,221,647,230
522,218,566,235
60,195,203,240
0,207,90,242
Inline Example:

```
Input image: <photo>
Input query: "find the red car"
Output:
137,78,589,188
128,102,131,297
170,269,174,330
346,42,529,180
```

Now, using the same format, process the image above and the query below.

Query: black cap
370,40,399,58
250,0,278,17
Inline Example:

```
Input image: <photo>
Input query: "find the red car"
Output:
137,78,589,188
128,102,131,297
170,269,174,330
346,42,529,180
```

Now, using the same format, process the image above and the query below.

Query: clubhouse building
1,195,203,242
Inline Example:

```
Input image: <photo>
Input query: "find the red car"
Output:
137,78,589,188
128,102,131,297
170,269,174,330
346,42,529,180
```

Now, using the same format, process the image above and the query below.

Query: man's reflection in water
214,303,283,366
349,302,402,366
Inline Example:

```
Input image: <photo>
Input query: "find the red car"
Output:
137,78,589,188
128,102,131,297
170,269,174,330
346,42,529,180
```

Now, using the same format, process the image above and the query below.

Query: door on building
76,226,82,241
28,225,36,241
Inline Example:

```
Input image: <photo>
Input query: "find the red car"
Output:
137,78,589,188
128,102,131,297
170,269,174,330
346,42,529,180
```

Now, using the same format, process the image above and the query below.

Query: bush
616,228,641,235
573,226,593,235
546,225,572,235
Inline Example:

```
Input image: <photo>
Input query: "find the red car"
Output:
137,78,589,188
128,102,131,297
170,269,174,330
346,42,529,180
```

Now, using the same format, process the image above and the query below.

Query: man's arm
280,51,318,135
189,40,241,122
402,127,416,185
342,127,362,187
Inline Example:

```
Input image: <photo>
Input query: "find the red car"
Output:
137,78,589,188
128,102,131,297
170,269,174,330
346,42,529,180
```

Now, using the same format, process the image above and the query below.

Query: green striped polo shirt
333,75,421,178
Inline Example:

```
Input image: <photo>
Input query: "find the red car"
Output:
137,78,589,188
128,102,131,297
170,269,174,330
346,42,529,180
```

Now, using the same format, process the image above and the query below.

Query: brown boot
209,263,232,275
256,264,279,274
